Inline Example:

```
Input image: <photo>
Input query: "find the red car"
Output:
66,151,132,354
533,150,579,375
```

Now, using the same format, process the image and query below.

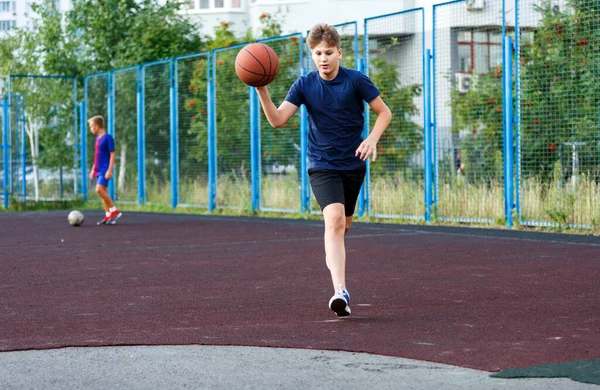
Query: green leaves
450,0,600,184
368,56,423,175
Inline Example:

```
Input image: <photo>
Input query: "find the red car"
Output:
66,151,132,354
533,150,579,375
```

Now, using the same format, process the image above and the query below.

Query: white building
0,0,72,34
0,1,432,38
182,0,418,37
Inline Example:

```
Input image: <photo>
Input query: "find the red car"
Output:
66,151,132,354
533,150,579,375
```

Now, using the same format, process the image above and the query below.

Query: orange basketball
235,43,279,87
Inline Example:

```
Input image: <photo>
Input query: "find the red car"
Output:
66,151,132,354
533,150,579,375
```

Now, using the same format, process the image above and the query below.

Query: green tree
0,3,77,199
0,0,206,197
519,0,600,182
450,67,504,183
184,15,295,178
451,0,600,183
368,47,423,176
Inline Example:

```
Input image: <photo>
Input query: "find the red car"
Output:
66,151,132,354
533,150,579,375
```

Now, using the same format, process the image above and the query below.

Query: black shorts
308,167,366,217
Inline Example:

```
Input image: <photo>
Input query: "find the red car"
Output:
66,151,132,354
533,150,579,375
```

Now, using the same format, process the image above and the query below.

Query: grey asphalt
0,346,596,389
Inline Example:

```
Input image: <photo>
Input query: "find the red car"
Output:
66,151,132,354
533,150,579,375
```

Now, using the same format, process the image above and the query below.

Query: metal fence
516,0,600,228
366,9,425,220
2,76,78,206
3,0,600,230
176,52,210,209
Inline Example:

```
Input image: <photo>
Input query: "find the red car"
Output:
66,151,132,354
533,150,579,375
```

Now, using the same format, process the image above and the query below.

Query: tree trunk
25,119,39,201
118,142,126,193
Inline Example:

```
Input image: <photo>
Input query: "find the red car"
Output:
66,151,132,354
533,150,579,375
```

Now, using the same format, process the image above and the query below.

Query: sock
105,212,111,217
109,206,116,213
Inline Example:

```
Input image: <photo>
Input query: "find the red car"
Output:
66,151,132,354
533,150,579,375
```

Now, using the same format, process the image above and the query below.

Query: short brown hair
88,115,104,128
307,23,340,49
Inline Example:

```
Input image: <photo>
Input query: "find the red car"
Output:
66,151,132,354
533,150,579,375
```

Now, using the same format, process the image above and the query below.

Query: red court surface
0,211,598,372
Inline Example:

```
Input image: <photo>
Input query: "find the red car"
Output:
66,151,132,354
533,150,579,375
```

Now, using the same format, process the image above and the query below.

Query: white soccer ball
68,210,84,227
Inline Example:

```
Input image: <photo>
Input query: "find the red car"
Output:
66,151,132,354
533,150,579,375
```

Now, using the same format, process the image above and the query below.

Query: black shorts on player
308,167,366,217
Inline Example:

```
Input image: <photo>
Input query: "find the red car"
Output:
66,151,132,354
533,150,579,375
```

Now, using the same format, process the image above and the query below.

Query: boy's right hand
89,171,94,180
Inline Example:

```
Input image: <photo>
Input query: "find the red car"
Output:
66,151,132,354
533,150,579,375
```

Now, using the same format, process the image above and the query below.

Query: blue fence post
514,0,522,222
358,55,368,217
4,94,11,196
6,81,12,200
423,49,433,223
503,36,514,228
107,72,116,201
6,79,11,207
79,101,87,200
170,58,179,209
431,5,439,214
249,86,261,213
359,22,370,217
137,65,146,205
2,96,9,209
8,95,15,199
208,51,217,212
82,77,89,201
356,19,371,217
72,78,78,199
19,96,26,202
300,63,309,213
299,34,308,214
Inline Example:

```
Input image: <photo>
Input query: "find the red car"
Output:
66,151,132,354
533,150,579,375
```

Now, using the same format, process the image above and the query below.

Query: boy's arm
89,163,95,179
355,96,392,162
105,151,116,179
255,86,298,128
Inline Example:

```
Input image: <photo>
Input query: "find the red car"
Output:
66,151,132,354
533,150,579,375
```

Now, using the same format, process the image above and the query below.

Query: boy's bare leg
345,216,353,235
96,184,114,212
323,203,348,291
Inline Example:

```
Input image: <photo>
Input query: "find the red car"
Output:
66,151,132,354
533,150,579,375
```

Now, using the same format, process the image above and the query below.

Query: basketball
68,210,84,227
235,43,279,87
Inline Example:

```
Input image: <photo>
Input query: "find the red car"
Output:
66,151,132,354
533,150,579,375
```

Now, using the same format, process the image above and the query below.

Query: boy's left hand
105,171,113,179
356,138,378,162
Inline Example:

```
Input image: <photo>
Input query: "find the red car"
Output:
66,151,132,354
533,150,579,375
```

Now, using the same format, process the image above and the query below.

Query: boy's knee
325,213,346,233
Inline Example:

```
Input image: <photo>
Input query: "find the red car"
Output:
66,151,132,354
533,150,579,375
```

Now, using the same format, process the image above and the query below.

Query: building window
457,28,535,75
199,0,209,9
457,29,504,74
215,0,224,7
0,1,15,13
232,0,241,7
0,19,15,31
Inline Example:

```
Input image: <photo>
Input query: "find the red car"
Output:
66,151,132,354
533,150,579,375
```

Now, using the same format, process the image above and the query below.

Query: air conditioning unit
466,0,484,10
551,0,565,13
456,73,477,94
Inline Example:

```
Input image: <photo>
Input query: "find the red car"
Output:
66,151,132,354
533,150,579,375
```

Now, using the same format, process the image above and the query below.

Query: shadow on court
0,211,598,374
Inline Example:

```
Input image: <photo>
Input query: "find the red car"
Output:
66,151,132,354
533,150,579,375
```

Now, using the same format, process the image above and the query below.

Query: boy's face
311,41,342,78
88,122,99,135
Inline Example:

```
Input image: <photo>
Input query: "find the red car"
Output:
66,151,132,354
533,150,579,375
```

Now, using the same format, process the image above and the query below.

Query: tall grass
216,169,252,211
179,178,209,206
520,175,600,228
437,177,505,221
110,169,600,231
370,174,424,217
261,174,301,210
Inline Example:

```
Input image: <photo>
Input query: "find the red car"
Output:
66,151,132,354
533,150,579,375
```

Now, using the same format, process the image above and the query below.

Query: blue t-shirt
285,67,380,170
93,133,115,176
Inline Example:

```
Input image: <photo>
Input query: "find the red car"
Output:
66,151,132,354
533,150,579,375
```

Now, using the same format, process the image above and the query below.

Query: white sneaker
329,284,351,317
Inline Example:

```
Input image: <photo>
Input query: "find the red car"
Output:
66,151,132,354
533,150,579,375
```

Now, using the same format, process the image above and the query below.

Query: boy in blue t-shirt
88,115,122,225
255,23,392,317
